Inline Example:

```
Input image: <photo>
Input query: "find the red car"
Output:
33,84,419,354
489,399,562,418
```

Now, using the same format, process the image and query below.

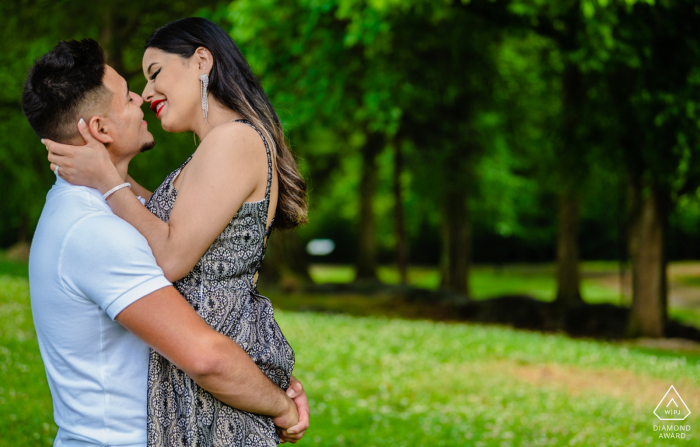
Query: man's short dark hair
22,38,111,143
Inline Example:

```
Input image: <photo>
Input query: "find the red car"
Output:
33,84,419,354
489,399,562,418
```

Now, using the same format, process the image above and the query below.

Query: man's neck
112,156,131,182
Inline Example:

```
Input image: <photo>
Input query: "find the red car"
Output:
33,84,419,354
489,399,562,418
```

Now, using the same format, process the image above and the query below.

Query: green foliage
4,0,700,265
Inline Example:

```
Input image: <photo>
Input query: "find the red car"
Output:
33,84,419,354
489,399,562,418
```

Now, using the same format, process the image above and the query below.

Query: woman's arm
126,174,152,202
46,121,268,282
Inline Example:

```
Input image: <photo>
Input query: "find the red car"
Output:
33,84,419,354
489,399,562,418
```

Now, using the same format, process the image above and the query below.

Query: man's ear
86,116,114,145
194,47,213,76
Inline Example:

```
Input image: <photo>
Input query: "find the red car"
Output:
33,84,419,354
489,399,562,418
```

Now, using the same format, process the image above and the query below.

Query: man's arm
115,285,299,428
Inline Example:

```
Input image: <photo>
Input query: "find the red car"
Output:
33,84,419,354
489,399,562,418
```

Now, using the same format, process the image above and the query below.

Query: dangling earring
200,74,209,122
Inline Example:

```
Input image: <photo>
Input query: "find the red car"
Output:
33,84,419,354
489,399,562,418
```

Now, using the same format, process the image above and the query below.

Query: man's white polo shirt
29,177,172,447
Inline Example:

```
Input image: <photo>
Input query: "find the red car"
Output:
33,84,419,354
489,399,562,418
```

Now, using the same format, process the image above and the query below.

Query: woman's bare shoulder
199,120,265,158
184,121,267,186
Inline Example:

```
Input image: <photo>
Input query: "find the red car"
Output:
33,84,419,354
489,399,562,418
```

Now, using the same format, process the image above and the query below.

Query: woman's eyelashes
150,67,162,81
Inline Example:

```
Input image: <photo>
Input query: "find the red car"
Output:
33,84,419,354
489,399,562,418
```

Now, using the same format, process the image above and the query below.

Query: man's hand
276,375,310,443
271,392,299,431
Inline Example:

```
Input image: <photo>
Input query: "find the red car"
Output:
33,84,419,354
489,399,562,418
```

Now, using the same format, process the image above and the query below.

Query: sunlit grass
310,264,357,284
3,259,699,445
278,311,699,446
677,276,700,286
311,262,629,302
0,274,57,446
669,308,700,329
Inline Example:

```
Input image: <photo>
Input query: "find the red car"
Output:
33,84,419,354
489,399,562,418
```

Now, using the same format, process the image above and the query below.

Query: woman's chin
159,119,177,133
159,117,188,134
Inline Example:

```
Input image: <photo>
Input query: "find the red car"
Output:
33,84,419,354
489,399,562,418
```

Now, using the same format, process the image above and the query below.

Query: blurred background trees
3,0,700,338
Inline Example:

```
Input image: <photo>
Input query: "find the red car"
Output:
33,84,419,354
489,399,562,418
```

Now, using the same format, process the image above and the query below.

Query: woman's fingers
47,151,69,174
49,162,68,177
39,118,120,190
47,150,66,165
40,119,100,157
77,118,99,144
49,152,74,181
42,138,61,156
42,138,76,157
49,162,63,178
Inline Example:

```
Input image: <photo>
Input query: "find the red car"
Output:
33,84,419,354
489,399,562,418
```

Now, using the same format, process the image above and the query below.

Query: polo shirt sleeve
60,212,173,320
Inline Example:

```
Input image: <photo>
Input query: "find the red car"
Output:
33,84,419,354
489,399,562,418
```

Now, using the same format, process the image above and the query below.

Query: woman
44,18,307,446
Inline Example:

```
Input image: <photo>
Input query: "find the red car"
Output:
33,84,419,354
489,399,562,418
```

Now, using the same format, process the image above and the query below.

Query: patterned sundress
144,119,295,446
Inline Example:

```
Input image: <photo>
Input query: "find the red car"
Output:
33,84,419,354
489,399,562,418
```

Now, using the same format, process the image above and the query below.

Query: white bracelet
103,182,131,200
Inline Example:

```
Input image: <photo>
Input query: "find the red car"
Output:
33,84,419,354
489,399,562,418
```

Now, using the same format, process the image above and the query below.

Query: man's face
101,65,155,157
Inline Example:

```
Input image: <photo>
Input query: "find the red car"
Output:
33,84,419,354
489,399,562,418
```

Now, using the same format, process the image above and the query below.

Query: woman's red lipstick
151,99,166,118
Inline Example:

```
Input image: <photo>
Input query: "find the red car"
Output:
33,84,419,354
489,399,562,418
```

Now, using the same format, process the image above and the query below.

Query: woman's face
141,48,203,133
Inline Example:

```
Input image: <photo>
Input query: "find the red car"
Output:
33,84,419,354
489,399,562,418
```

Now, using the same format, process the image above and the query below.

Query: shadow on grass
456,294,700,343
264,281,700,345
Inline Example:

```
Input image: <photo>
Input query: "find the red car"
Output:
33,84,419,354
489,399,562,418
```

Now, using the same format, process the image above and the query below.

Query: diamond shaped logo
654,385,691,421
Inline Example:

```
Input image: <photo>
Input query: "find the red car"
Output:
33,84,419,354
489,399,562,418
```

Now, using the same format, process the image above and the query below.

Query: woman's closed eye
150,67,162,81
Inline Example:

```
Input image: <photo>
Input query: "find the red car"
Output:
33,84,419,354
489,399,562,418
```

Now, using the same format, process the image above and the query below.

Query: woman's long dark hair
145,17,308,230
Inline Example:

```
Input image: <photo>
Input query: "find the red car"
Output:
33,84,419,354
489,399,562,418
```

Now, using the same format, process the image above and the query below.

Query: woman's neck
192,97,244,140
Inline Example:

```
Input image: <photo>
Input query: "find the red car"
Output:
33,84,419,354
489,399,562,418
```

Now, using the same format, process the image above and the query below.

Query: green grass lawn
3,259,700,446
0,263,56,445
310,262,627,301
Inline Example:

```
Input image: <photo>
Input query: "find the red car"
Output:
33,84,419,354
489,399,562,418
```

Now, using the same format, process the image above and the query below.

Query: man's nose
131,92,144,106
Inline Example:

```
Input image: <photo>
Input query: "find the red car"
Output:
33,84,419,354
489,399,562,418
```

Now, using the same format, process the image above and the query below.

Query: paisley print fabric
145,119,295,447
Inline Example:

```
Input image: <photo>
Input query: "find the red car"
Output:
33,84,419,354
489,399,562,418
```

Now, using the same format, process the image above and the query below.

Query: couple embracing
24,17,310,447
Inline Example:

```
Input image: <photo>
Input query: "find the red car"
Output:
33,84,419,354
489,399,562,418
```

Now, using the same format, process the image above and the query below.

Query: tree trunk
99,9,143,77
555,190,583,307
439,182,470,295
626,184,666,338
554,61,585,308
100,9,121,73
393,141,408,285
355,132,383,282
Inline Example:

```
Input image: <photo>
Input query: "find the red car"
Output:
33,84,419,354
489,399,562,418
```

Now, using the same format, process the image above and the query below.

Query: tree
603,0,700,336
227,0,396,283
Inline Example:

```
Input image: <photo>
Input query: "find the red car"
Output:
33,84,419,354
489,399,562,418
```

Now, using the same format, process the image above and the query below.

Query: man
22,38,308,446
